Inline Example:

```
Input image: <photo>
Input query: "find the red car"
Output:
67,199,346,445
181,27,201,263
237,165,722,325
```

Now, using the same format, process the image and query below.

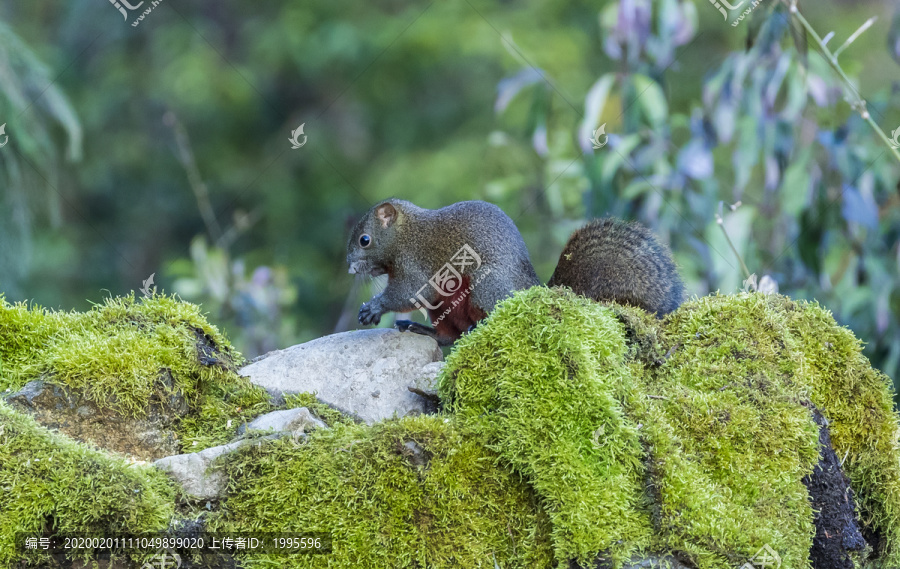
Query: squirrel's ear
375,202,398,228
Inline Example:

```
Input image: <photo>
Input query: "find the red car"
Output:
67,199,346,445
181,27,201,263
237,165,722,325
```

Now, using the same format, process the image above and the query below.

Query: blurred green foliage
0,1,898,388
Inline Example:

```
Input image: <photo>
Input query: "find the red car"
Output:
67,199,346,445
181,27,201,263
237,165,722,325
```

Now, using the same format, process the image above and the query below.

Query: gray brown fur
547,218,684,316
348,200,684,344
347,199,540,329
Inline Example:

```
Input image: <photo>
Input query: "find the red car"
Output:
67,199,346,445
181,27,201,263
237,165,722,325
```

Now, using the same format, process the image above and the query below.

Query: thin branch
715,201,752,280
217,206,263,250
164,111,224,242
784,4,900,164
832,17,877,60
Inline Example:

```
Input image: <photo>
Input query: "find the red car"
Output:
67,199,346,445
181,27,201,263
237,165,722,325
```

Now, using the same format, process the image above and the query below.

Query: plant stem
716,205,752,280
786,4,900,164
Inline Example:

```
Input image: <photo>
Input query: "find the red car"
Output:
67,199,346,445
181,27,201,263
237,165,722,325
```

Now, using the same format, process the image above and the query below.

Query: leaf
532,122,548,158
780,64,808,120
733,116,761,192
780,147,812,217
621,179,655,200
889,4,900,65
673,0,698,46
745,0,778,49
676,139,713,180
578,73,617,153
705,206,755,293
494,67,544,114
763,53,791,111
789,10,809,71
631,74,668,129
600,133,642,185
841,184,878,230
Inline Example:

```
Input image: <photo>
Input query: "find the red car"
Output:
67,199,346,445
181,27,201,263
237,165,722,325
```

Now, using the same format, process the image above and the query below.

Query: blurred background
0,1,898,384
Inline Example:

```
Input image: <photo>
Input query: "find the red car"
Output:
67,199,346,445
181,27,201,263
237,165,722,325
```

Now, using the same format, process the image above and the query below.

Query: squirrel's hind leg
395,320,455,347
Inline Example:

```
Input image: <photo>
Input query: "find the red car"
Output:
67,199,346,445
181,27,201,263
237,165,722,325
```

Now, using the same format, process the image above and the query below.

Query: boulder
240,329,443,424
237,406,327,436
154,439,245,501
156,408,328,501
154,437,278,501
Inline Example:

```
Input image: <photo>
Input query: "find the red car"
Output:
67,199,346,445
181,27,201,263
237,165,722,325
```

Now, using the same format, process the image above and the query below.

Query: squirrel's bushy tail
547,218,684,317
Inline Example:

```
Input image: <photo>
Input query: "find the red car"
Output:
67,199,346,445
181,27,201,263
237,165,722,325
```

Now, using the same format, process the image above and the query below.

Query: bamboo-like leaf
578,73,617,153
789,9,809,71
745,0,777,49
494,67,544,114
889,6,900,65
0,19,83,296
833,16,878,60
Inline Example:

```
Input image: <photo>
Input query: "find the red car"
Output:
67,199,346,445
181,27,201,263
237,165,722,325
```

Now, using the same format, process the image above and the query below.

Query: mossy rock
213,288,900,569
0,293,274,455
0,400,175,567
214,416,555,567
659,292,900,567
3,289,898,569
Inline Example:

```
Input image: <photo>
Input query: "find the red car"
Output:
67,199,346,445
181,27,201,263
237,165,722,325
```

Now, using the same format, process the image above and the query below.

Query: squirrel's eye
359,234,372,248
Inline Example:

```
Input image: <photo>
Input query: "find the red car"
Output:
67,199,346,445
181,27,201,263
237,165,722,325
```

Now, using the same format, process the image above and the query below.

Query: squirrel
347,199,684,345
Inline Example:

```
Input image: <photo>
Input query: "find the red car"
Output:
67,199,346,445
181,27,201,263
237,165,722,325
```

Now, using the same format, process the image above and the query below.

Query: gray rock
623,555,693,569
572,555,692,569
237,407,326,436
240,329,443,424
401,440,429,469
420,361,445,383
154,439,248,500
155,433,290,500
4,378,185,461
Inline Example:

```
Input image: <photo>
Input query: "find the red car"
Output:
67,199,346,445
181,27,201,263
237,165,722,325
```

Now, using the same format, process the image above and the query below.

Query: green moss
212,415,554,568
283,392,360,427
638,292,900,567
179,391,366,452
0,401,175,567
780,297,900,566
441,287,652,567
648,293,821,567
4,290,897,568
438,288,900,568
0,294,66,388
0,293,275,452
0,293,244,414
178,381,275,450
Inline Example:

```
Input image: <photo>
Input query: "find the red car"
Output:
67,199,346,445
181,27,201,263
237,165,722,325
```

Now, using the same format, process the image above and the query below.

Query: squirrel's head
347,200,405,277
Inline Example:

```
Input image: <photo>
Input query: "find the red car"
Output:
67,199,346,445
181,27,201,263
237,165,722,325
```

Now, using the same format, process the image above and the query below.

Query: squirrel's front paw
358,303,382,326
395,320,414,332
